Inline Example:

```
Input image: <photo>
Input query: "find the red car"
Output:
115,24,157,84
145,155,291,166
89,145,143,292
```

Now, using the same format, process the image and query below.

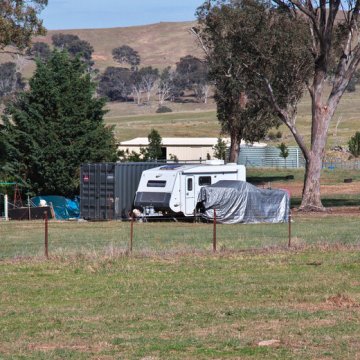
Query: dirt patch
28,341,109,353
293,206,360,217
92,54,108,61
268,181,360,198
292,294,360,312
326,294,360,309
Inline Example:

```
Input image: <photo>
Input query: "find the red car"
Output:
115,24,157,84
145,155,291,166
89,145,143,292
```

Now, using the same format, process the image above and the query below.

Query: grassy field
1,213,360,259
1,245,360,359
2,167,360,358
105,87,360,148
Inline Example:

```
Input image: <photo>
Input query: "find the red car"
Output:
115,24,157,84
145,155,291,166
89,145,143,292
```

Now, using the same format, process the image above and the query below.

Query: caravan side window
199,176,212,186
187,178,193,191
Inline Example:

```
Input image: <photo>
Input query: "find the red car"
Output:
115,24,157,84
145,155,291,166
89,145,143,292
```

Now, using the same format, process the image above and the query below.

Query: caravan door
185,176,195,216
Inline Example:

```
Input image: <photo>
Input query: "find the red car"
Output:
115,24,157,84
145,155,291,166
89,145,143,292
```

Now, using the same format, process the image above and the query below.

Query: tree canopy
52,33,94,68
0,0,47,51
0,62,25,100
1,50,117,197
196,0,360,210
112,45,141,70
97,66,133,101
195,0,285,162
26,41,51,61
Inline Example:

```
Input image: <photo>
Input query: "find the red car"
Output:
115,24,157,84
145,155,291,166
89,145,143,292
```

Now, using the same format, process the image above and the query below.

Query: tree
52,33,94,68
348,132,360,157
97,66,132,101
175,55,210,102
1,50,117,197
112,45,140,70
118,130,163,161
198,0,354,211
0,0,47,52
0,62,25,100
26,41,51,62
145,129,163,160
52,34,79,48
195,1,282,163
139,66,159,103
130,66,160,105
277,142,289,168
157,67,176,105
213,138,227,160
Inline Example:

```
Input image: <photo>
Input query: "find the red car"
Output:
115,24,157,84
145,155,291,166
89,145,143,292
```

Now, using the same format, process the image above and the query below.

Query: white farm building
118,137,227,161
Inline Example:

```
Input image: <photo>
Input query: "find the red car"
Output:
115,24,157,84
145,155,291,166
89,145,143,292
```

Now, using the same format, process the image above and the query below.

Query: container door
185,176,195,216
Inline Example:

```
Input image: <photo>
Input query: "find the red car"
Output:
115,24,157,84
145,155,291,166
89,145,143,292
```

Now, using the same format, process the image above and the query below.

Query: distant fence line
238,146,360,170
238,146,305,168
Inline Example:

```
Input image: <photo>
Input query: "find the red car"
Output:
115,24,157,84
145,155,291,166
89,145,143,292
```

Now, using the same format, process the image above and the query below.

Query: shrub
267,131,276,140
156,106,172,113
348,131,360,157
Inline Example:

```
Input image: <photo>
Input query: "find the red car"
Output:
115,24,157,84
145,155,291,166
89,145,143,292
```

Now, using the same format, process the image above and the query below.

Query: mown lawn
1,247,360,359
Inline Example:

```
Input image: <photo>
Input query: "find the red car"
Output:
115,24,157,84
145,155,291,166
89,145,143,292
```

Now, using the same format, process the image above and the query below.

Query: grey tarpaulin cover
198,180,290,224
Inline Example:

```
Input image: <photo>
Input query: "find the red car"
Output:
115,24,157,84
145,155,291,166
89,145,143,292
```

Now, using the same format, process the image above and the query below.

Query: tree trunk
228,133,240,163
300,152,324,210
299,75,334,211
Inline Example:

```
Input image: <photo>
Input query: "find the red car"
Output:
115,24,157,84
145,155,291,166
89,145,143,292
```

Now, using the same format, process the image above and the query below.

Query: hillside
0,21,202,78
1,20,360,149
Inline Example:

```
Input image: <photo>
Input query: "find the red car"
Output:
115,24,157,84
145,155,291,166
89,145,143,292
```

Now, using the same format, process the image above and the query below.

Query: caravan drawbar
134,161,246,218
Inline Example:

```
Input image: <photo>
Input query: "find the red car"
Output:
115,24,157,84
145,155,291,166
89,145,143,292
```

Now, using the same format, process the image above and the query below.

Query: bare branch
189,27,211,58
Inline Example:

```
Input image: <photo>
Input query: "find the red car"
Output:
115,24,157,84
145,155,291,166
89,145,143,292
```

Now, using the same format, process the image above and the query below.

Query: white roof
143,163,243,174
120,137,221,146
119,137,267,147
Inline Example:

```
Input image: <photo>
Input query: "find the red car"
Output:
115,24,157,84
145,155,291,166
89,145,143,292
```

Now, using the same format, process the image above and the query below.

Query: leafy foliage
213,138,227,160
156,105,172,113
0,62,25,100
0,0,47,50
119,129,163,161
196,0,291,161
146,128,163,160
97,66,132,101
277,142,289,159
1,50,117,196
26,41,51,62
52,33,94,68
112,45,140,70
175,55,210,102
348,132,360,157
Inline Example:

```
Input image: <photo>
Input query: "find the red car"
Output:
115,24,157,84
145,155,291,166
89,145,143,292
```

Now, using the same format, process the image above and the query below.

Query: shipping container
80,162,161,220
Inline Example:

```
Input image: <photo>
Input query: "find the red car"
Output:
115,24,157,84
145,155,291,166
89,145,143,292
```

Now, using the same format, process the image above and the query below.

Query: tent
31,196,80,220
197,180,290,224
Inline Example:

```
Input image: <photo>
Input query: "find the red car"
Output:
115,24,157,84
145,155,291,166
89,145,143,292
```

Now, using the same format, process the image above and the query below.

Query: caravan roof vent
205,160,224,165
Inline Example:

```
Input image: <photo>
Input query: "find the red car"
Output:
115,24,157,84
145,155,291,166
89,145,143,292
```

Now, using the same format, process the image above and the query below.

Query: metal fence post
288,210,292,248
44,211,49,259
130,212,134,253
213,209,217,252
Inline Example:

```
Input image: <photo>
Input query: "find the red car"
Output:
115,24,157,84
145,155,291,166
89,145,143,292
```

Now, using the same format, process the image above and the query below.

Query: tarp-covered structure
31,196,80,220
198,180,290,224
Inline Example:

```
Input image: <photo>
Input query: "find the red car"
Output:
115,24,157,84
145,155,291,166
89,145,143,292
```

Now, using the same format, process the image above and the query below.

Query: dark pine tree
1,50,117,197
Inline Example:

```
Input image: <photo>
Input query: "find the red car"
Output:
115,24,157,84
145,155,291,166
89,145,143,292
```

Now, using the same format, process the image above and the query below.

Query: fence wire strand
1,212,360,259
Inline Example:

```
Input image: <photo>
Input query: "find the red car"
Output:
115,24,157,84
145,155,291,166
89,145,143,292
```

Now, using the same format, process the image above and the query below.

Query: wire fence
1,211,360,260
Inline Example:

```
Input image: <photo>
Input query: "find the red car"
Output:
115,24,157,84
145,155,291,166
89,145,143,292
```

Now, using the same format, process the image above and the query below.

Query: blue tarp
31,196,80,220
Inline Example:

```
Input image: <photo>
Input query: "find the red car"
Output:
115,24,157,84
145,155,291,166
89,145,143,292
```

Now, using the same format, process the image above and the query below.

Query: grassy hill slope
0,21,202,78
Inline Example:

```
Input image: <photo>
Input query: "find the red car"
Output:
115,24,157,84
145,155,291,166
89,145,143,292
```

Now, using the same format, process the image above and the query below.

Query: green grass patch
1,213,360,259
1,249,360,359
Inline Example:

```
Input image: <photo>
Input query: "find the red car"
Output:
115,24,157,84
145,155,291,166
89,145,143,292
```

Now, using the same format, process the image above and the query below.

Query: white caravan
134,161,246,218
